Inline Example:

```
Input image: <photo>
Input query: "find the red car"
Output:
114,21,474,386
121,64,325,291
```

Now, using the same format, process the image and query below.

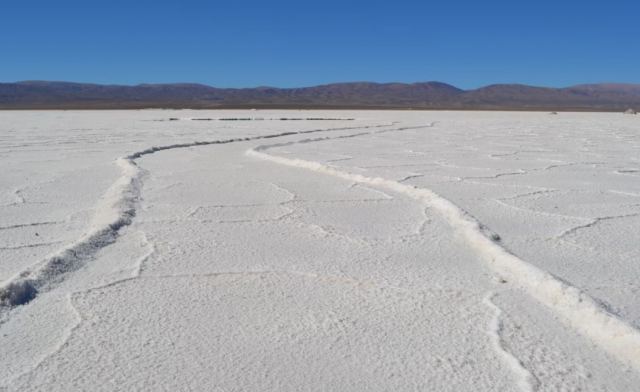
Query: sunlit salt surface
1,110,639,391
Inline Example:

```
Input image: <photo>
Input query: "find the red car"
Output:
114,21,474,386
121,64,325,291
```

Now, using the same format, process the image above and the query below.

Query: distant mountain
1,80,640,110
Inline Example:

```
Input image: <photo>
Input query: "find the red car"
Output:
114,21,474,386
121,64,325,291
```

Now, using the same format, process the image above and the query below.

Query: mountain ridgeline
1,81,640,111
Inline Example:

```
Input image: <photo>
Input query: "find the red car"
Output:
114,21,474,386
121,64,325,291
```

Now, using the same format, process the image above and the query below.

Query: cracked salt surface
248,122,640,372
1,110,640,391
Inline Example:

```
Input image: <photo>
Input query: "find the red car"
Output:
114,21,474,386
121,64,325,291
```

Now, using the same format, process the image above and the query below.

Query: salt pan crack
246,131,640,371
0,157,142,308
0,123,391,311
483,293,538,392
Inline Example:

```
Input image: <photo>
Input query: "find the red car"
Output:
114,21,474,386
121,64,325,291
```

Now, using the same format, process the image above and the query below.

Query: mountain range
1,81,640,111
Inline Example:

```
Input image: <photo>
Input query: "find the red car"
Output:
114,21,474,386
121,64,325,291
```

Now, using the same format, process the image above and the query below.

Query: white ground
0,110,639,391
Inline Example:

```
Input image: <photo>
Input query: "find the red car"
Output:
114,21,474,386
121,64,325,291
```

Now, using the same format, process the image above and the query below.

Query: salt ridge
247,133,640,371
0,124,390,311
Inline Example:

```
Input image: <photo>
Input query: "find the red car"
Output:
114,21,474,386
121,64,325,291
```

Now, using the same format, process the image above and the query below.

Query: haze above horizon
2,0,639,89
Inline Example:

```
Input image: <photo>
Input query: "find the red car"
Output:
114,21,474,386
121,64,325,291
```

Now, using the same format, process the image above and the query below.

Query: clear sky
2,0,638,89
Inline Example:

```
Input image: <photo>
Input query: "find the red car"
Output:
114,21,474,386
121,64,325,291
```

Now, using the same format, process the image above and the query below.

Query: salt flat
0,110,639,391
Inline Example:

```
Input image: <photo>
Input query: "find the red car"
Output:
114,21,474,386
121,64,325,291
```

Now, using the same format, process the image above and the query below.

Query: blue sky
2,0,638,89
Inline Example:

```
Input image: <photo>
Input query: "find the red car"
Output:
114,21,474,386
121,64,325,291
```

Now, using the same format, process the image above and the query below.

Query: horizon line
4,79,640,91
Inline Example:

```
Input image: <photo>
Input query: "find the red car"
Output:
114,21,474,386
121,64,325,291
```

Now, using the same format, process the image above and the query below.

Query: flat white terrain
0,110,639,391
